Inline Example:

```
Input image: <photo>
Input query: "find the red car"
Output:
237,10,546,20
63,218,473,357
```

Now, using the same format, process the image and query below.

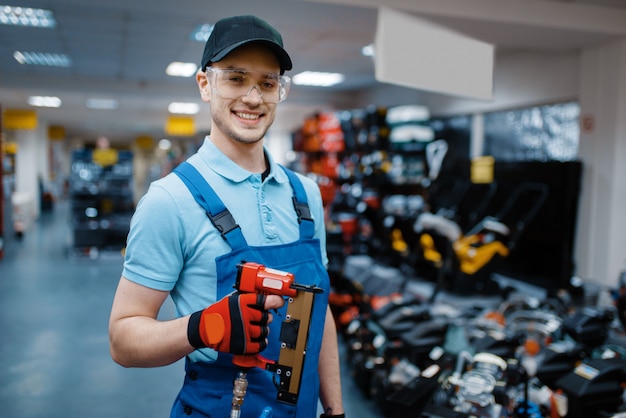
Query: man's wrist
187,311,205,349
321,408,345,418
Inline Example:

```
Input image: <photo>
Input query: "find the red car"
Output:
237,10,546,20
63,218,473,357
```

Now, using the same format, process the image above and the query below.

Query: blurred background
1,1,626,417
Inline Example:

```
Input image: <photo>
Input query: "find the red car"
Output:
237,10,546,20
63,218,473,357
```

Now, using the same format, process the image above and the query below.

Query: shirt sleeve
122,180,185,291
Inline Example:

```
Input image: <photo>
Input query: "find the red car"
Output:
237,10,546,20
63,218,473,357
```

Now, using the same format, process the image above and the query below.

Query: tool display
230,261,323,416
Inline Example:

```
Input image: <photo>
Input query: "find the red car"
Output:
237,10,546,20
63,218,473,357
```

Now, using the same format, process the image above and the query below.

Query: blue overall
171,162,330,418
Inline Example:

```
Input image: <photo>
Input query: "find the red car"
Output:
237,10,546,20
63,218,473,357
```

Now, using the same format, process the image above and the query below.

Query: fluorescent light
86,98,119,110
292,71,345,87
168,102,199,115
14,51,72,67
166,61,198,77
361,44,375,57
190,23,213,42
0,6,56,28
28,96,62,108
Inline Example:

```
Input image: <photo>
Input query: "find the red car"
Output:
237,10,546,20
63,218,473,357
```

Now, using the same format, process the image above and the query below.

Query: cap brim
210,39,293,72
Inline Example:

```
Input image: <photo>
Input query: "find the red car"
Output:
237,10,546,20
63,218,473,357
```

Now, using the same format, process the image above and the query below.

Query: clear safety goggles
205,67,291,104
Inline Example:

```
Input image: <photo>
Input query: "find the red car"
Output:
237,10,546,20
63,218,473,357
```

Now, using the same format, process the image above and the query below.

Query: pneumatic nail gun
229,261,323,417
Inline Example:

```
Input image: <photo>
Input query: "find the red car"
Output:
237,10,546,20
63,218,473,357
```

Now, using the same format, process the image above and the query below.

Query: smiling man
108,15,345,418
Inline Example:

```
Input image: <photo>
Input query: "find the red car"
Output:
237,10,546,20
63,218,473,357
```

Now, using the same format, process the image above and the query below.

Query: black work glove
187,292,269,354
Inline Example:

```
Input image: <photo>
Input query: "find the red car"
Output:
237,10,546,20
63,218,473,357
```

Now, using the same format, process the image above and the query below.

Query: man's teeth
236,112,260,120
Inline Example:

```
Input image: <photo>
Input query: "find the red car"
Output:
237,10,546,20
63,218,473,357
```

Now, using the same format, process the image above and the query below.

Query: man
109,15,345,418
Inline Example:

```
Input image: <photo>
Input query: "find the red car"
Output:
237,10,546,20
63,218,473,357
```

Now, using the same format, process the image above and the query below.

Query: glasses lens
208,68,290,103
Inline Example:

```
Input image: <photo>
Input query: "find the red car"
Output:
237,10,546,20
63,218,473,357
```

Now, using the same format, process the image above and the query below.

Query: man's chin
231,128,266,144
233,135,264,145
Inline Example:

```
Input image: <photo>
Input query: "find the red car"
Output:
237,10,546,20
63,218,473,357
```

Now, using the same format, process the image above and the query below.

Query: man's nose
242,85,264,102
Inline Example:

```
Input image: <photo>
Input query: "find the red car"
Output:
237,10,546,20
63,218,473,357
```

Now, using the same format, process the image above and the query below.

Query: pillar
13,124,49,230
576,39,626,287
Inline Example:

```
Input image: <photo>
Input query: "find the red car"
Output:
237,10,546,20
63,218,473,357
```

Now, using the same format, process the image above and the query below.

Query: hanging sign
3,109,38,130
165,116,195,136
375,7,494,100
48,125,66,140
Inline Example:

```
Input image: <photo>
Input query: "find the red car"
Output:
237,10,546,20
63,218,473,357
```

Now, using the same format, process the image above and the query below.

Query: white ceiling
1,0,625,145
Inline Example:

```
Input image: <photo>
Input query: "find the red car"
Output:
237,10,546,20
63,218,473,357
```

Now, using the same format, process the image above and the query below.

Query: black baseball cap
201,15,293,74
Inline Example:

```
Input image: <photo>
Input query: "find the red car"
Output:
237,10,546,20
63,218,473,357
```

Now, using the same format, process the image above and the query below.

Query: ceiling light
158,139,172,150
168,102,199,115
28,96,62,108
0,5,56,28
190,23,213,42
361,44,375,57
86,98,119,110
166,61,198,77
14,51,72,67
292,71,345,87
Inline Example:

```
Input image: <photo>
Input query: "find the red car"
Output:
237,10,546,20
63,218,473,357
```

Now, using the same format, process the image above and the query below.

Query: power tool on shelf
230,261,323,417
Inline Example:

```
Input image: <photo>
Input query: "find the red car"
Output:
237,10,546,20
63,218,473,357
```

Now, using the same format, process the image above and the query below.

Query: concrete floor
0,199,381,418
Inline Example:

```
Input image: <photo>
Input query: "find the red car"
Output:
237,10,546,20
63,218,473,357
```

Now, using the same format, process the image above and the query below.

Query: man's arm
109,276,285,368
109,277,194,368
318,306,345,415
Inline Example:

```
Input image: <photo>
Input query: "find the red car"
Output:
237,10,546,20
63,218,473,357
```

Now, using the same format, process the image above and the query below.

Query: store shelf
69,148,133,251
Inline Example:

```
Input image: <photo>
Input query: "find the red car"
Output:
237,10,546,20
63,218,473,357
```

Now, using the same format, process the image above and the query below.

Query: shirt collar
197,136,289,185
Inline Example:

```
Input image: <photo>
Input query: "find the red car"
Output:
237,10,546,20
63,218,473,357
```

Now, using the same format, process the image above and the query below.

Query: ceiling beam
298,0,626,35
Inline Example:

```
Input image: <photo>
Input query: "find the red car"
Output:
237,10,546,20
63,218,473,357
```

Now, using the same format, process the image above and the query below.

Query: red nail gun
231,261,323,415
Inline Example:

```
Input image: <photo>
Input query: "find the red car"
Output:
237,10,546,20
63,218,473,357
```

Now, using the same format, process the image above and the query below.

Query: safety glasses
205,67,291,104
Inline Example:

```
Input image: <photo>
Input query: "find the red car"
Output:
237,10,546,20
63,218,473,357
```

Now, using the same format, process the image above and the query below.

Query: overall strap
173,162,247,250
280,165,315,239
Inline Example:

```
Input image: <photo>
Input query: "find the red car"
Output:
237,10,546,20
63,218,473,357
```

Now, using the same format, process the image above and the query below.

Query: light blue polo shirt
122,137,328,321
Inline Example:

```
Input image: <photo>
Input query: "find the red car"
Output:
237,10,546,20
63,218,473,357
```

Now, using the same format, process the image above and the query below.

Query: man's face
199,44,282,146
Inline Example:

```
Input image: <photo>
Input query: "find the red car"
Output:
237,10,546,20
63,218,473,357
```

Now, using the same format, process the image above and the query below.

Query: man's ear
197,69,211,101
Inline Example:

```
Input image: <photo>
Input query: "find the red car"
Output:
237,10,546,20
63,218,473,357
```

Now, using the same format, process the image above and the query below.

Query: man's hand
187,293,284,354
